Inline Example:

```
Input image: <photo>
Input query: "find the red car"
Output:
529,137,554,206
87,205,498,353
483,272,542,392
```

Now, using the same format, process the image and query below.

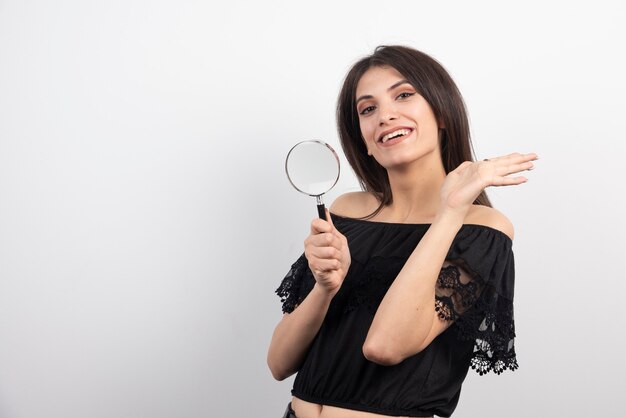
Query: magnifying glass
285,140,341,219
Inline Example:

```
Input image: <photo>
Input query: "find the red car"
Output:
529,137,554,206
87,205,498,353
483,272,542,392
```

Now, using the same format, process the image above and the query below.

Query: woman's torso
283,204,513,418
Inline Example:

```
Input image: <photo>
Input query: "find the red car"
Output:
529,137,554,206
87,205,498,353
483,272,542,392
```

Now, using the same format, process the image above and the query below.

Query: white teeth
381,129,411,143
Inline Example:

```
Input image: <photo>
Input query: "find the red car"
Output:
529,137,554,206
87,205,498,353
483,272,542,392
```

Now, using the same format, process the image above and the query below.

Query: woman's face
355,66,442,170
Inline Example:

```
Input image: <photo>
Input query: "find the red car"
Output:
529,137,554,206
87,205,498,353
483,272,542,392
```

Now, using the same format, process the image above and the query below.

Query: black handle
317,203,326,220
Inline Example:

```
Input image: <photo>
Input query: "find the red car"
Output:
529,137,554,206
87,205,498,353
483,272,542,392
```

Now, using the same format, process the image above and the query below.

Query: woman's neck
382,155,447,223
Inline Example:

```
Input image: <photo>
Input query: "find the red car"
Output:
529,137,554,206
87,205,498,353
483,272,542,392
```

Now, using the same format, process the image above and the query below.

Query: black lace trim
436,278,518,375
275,254,314,314
434,264,481,321
276,254,518,375
465,291,518,375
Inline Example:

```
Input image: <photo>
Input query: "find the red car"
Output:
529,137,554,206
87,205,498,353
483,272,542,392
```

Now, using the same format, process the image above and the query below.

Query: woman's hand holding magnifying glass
304,210,351,297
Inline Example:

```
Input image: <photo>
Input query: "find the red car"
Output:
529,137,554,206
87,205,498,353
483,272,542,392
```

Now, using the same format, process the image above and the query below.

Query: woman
268,45,537,418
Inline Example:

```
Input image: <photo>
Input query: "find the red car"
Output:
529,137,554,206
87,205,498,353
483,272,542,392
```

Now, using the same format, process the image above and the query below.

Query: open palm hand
440,152,538,217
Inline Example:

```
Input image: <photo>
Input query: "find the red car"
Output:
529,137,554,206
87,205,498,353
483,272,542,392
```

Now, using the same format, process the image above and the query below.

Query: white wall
1,0,624,416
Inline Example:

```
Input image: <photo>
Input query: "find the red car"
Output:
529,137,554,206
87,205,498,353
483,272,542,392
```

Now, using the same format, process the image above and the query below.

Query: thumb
325,209,335,230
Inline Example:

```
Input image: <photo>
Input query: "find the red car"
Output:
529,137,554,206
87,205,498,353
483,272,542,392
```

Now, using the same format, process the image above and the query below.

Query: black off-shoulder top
275,213,518,417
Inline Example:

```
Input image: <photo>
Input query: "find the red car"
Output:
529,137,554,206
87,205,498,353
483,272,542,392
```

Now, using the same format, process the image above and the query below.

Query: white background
1,0,625,417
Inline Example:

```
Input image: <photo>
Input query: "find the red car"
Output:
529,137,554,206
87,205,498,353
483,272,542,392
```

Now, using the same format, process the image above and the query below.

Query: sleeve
434,226,518,375
275,253,316,314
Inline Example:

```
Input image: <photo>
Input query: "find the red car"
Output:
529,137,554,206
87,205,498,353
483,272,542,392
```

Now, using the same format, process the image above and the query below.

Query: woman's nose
378,103,398,126
379,112,397,126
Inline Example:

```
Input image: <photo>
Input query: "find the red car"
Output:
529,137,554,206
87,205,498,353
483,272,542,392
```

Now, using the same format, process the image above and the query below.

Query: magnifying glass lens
285,140,340,219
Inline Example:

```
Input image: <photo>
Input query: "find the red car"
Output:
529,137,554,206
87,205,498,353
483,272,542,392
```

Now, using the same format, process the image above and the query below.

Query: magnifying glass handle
316,196,326,220
317,204,326,220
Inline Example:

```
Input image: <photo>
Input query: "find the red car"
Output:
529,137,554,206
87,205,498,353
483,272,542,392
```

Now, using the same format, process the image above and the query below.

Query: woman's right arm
267,284,336,380
267,212,351,381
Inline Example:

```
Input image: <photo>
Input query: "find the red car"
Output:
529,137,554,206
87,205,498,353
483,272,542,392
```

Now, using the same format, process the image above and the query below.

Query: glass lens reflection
286,141,340,196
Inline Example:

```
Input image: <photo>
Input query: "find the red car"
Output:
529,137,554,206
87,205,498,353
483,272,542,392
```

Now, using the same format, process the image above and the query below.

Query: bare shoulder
329,191,380,218
466,205,515,241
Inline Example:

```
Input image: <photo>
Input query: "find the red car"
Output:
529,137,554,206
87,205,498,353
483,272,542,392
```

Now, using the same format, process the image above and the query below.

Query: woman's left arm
363,152,537,366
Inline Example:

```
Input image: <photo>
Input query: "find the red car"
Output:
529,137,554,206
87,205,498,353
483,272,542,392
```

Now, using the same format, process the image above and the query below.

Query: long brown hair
336,45,491,218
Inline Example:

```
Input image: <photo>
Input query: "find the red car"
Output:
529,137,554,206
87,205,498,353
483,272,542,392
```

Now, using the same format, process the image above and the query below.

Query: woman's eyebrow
356,79,411,104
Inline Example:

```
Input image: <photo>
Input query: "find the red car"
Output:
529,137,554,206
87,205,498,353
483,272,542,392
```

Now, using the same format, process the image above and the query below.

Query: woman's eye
397,92,415,100
359,105,376,115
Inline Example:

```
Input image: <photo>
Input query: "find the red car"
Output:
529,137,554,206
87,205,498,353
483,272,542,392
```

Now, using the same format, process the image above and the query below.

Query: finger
490,175,528,186
523,152,539,161
326,211,348,243
325,209,341,238
493,160,535,176
308,232,341,250
310,258,342,272
308,243,341,260
325,209,335,228
499,152,538,164
484,153,535,167
310,218,332,235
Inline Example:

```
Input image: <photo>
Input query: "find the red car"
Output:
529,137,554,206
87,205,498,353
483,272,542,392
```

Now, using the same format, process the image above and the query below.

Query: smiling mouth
379,128,413,143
